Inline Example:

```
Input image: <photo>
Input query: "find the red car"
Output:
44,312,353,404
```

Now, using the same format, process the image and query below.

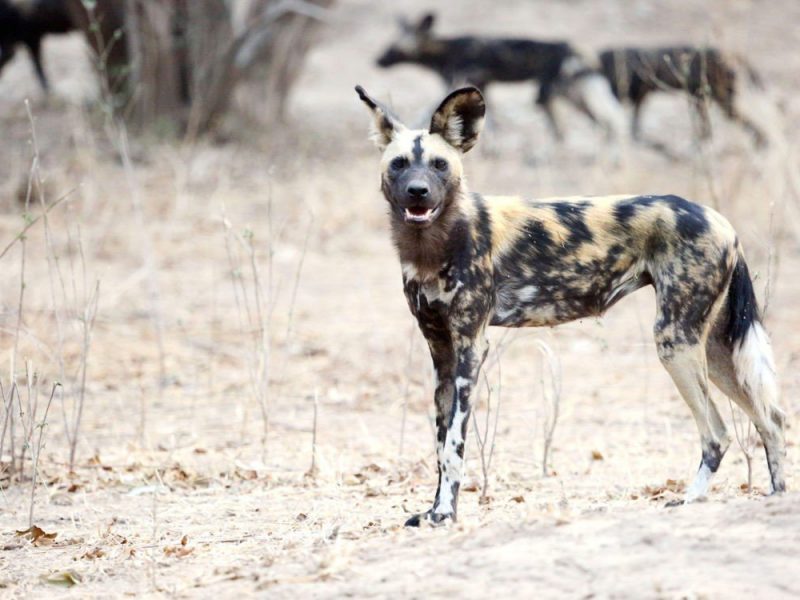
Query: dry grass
1,0,799,597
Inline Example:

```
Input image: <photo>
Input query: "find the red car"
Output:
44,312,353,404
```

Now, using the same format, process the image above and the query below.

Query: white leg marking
685,463,713,503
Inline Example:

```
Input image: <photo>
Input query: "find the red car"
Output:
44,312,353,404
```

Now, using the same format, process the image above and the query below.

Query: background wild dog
591,46,768,146
356,84,785,526
376,12,623,141
0,0,75,92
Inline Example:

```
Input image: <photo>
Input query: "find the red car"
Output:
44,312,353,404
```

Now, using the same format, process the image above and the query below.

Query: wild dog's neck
391,188,473,280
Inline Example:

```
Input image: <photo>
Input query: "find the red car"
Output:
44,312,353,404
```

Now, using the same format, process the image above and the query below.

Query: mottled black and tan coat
356,85,785,526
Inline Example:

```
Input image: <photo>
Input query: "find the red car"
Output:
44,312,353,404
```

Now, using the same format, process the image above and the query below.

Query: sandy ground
1,0,799,598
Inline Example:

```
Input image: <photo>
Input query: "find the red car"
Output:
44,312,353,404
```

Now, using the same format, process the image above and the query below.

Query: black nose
407,183,429,198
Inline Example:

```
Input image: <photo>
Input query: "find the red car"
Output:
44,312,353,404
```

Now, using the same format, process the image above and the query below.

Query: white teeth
404,207,435,222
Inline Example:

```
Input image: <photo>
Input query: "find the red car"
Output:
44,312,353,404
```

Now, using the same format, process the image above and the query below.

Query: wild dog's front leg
430,340,456,498
404,337,454,528
406,336,487,526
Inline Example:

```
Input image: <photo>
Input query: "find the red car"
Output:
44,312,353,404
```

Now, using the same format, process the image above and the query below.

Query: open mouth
404,205,439,224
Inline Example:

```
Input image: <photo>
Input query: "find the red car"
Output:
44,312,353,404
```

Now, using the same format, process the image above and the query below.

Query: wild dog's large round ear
417,12,435,34
429,86,486,153
355,85,406,151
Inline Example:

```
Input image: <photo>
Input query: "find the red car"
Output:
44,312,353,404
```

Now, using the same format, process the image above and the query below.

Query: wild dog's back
484,193,738,327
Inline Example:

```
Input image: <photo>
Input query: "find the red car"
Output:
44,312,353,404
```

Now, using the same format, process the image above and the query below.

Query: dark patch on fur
701,440,724,472
663,195,710,240
613,195,658,224
551,202,593,248
412,134,424,164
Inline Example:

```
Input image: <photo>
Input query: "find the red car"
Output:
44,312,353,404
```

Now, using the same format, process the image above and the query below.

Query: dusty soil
1,0,799,598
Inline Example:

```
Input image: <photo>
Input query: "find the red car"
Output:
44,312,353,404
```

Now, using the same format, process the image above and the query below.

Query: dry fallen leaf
16,525,57,546
591,450,604,461
164,545,194,558
81,547,105,560
642,478,685,500
511,495,526,503
41,570,82,587
343,474,363,486
236,468,258,481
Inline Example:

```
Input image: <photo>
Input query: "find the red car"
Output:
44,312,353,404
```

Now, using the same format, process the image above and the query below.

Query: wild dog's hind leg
691,96,713,141
706,319,786,493
631,96,646,140
654,244,738,505
656,336,731,504
537,84,564,141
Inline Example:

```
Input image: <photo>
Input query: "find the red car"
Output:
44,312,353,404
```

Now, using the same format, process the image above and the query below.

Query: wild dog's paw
404,509,454,527
770,481,786,495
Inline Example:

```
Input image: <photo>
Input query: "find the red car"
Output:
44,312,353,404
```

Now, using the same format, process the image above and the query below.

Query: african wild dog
376,12,622,141
589,46,767,146
0,0,75,91
355,84,785,526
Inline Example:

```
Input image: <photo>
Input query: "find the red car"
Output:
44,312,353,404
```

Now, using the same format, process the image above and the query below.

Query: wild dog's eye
432,157,448,172
390,156,409,171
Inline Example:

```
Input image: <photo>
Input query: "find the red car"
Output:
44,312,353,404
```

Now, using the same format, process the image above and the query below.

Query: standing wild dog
376,12,622,141
355,84,785,526
591,46,767,146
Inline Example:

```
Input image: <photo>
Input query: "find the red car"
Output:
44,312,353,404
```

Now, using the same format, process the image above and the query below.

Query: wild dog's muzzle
402,181,441,224
376,49,402,67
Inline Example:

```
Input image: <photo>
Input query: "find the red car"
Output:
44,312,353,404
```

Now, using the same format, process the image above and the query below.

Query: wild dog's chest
403,261,497,343
404,270,464,319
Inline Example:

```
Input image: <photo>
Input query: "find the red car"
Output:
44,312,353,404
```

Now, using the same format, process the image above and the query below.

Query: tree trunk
68,0,332,136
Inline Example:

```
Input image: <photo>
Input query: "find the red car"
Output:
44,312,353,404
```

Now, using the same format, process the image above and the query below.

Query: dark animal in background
355,83,785,526
0,0,75,91
596,46,767,145
376,12,622,140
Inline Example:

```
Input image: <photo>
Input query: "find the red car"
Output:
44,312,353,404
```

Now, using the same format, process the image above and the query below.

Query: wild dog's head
355,85,485,228
376,13,436,68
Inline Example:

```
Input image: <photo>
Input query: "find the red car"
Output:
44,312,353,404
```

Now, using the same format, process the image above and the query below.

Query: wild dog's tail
725,253,781,424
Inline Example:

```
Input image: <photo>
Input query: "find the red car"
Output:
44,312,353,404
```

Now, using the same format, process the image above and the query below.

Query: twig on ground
29,383,59,527
535,340,562,477
307,390,319,477
398,326,415,458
